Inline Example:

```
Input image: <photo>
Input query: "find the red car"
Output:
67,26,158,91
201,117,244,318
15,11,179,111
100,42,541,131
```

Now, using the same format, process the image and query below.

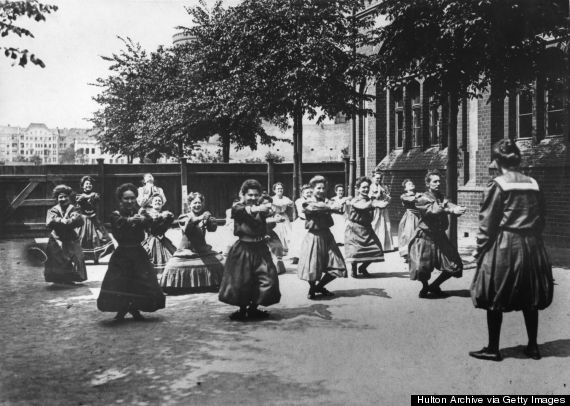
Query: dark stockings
486,310,503,352
523,309,538,349
317,273,335,289
431,271,452,289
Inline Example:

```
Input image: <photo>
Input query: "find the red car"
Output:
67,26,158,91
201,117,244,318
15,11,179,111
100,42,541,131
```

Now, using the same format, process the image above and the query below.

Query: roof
25,123,51,132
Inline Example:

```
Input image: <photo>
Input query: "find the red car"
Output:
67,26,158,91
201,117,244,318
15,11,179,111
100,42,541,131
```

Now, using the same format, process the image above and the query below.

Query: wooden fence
0,160,347,237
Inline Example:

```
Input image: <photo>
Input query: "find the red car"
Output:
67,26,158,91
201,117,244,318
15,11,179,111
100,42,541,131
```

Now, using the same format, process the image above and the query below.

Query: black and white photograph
1,0,569,404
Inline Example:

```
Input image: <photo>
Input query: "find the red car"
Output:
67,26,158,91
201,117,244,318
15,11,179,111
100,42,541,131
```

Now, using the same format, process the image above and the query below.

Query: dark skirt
219,240,281,307
398,210,419,258
470,230,553,312
408,230,463,281
160,248,224,293
97,245,165,313
76,214,114,262
344,221,384,263
44,236,87,283
142,235,176,274
297,229,347,281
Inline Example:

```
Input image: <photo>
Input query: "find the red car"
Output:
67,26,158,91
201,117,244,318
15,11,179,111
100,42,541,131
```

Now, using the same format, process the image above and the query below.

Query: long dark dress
75,192,114,262
408,191,463,281
398,193,420,259
97,209,165,313
344,196,384,263
141,209,176,274
470,172,553,312
44,204,88,283
218,203,281,307
160,213,224,292
297,198,347,281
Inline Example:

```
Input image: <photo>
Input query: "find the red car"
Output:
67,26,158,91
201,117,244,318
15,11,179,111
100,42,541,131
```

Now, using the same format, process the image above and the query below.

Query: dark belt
501,227,537,236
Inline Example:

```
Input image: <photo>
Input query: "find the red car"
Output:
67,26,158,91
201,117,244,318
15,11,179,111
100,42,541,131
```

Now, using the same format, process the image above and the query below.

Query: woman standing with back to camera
470,139,553,361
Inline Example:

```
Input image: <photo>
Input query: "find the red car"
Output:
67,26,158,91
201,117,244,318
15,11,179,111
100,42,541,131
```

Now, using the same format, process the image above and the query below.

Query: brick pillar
476,91,492,186
490,95,505,146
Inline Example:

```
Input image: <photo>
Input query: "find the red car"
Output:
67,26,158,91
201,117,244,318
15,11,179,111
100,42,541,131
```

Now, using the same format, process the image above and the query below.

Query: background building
351,2,570,252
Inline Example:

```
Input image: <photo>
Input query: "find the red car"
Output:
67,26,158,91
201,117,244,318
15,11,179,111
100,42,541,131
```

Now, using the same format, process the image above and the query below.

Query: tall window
410,82,421,147
545,75,566,136
517,88,533,139
394,89,404,148
429,103,440,145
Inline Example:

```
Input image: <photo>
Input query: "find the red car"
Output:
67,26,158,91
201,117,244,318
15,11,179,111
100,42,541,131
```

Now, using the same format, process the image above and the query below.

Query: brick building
352,2,570,250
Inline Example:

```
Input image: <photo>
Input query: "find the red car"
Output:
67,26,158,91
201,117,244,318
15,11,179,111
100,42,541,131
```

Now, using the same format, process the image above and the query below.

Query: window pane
519,114,532,138
412,108,421,146
548,111,564,135
396,111,404,147
519,92,533,115
394,90,403,108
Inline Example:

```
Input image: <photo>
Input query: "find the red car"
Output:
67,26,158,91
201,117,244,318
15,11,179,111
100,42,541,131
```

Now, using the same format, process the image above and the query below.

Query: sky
0,0,238,129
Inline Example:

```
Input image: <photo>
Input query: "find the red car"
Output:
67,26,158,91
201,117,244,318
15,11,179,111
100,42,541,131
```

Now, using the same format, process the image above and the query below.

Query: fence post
97,158,106,222
266,160,274,192
180,157,188,214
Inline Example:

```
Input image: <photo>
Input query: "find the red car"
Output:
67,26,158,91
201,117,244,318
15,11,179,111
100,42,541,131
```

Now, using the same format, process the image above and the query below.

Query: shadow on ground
501,338,570,359
308,288,391,301
363,271,409,279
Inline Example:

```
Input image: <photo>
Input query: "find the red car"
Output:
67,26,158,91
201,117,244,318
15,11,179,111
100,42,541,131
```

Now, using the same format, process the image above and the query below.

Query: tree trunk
297,107,303,195
177,141,184,161
292,110,300,200
446,91,459,248
221,132,230,163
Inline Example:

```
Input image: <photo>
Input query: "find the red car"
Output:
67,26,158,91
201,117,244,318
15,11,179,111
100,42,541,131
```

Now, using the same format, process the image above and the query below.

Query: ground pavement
0,233,569,406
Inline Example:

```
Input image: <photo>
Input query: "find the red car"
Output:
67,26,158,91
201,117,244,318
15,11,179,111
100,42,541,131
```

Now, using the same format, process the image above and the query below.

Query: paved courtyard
0,234,569,405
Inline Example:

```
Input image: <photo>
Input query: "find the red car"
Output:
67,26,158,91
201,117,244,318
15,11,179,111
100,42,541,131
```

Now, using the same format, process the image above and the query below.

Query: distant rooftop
25,123,51,132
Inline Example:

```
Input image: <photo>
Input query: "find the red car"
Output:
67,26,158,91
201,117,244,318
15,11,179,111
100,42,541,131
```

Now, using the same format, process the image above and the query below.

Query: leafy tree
75,148,87,164
264,151,284,163
91,38,214,162
191,0,377,197
29,154,42,165
374,0,569,244
188,146,223,163
59,144,75,164
0,0,57,67
181,3,288,162
91,38,152,163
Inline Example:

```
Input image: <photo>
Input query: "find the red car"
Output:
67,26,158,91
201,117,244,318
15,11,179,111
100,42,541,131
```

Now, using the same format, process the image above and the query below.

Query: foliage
242,156,263,163
181,2,289,162
188,146,222,163
374,0,570,102
264,151,284,163
59,144,75,164
75,148,87,164
0,0,58,67
29,154,41,165
188,0,378,195
213,0,378,123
